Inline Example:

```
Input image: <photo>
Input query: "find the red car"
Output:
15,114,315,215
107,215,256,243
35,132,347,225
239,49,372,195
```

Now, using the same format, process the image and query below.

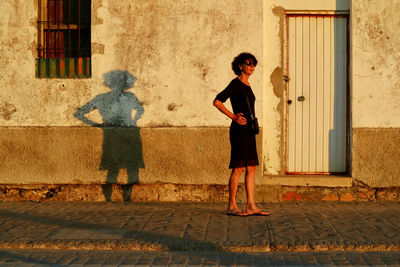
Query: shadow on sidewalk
0,209,219,251
0,251,56,266
0,208,276,264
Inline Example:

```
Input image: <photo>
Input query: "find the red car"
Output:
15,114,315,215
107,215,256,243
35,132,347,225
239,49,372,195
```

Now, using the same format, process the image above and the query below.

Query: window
37,0,91,78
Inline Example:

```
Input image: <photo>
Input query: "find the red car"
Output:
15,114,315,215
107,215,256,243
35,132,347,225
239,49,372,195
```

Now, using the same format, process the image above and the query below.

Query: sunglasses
243,61,256,67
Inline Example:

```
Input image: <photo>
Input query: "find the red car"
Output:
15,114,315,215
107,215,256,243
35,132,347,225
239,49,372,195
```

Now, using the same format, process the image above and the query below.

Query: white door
287,15,348,174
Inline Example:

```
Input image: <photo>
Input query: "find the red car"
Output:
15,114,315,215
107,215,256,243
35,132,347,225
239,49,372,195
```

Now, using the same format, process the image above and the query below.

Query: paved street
0,250,400,266
0,201,399,265
0,202,399,251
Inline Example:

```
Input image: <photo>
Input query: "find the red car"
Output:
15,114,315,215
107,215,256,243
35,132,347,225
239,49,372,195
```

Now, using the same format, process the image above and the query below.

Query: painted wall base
0,127,262,185
352,128,400,187
1,183,399,202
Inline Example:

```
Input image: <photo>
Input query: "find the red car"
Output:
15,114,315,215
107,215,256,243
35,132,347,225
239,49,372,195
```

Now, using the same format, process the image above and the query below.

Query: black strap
242,87,255,120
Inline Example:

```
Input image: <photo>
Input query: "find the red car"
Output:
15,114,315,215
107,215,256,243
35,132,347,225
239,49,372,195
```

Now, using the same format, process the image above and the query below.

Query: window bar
37,0,42,77
46,0,50,58
78,0,81,58
56,0,59,58
68,0,70,58
38,0,42,58
56,0,60,76
67,0,72,76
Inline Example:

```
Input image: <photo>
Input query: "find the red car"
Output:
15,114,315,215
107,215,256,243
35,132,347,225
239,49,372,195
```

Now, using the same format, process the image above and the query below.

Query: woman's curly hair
231,52,258,76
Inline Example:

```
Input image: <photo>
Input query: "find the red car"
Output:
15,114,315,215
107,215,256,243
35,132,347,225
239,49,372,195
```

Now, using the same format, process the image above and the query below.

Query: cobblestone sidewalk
0,250,400,266
0,202,399,252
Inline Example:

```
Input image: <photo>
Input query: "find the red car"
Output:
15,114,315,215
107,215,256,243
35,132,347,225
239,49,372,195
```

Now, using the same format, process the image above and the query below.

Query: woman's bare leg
244,165,257,210
227,167,244,213
244,165,270,215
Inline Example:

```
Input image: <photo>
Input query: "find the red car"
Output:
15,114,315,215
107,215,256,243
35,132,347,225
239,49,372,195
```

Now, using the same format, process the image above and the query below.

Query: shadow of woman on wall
74,70,145,202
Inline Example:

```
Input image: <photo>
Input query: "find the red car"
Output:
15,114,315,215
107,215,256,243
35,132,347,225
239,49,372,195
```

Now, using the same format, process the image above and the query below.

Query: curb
1,241,399,253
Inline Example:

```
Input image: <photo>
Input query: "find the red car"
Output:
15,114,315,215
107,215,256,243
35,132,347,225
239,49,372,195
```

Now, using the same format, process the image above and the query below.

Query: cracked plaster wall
0,0,264,184
352,0,400,128
3,0,399,186
351,0,400,186
0,0,263,127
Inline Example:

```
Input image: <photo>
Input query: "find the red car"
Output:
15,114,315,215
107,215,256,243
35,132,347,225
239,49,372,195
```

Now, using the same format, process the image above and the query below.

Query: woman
213,52,269,216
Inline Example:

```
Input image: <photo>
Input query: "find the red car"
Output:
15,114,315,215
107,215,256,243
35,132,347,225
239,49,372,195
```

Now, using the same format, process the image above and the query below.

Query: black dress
215,77,259,169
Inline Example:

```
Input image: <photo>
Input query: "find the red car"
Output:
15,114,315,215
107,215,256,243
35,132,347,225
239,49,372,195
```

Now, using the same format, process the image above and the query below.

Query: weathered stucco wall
352,128,400,187
350,0,400,186
262,0,350,175
0,0,264,185
352,0,400,128
2,0,400,188
0,0,263,127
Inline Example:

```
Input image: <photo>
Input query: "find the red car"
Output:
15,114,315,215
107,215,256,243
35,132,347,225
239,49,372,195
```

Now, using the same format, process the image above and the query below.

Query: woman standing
213,53,269,216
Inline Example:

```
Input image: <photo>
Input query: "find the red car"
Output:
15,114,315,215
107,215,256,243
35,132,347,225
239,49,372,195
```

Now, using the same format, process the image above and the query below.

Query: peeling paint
272,6,285,68
92,0,104,25
270,67,284,98
167,103,182,111
271,6,287,174
59,84,67,91
270,66,285,172
29,40,36,58
0,102,17,120
193,61,209,79
92,42,105,55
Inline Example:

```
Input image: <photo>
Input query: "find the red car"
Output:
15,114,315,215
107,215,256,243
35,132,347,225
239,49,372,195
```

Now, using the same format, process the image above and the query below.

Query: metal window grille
37,0,91,78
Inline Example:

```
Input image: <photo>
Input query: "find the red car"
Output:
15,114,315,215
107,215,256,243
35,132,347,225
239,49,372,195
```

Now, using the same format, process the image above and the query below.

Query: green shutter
36,57,91,78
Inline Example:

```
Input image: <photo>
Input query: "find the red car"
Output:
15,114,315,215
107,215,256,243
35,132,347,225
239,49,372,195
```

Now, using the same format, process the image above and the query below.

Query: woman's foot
227,207,247,216
246,205,270,216
246,209,270,216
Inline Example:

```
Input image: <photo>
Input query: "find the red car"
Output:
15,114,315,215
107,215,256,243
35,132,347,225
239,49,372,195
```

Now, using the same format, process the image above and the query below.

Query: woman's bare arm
213,99,246,125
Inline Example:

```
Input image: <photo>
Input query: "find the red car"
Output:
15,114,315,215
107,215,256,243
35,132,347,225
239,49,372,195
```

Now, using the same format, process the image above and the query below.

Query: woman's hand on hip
233,113,247,125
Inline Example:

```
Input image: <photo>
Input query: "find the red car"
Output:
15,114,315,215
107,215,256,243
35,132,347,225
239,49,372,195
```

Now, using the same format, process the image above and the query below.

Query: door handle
297,96,305,102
